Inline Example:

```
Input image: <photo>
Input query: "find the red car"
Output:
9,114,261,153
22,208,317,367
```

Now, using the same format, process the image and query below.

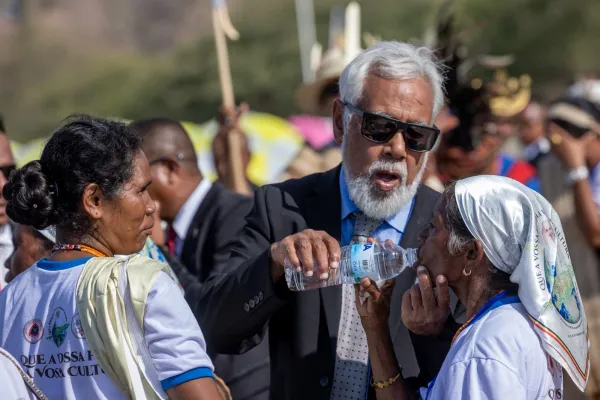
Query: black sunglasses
344,103,440,152
0,164,16,179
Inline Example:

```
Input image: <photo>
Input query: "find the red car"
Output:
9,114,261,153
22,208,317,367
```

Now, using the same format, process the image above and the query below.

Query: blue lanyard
424,291,520,400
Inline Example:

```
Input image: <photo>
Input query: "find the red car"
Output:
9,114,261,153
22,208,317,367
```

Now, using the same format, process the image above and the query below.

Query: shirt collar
172,179,213,239
339,168,414,233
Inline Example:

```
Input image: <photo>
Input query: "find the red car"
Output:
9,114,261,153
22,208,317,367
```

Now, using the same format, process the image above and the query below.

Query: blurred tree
2,0,600,141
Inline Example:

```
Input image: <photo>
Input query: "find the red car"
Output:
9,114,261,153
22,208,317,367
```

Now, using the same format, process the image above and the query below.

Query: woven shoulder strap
0,348,49,400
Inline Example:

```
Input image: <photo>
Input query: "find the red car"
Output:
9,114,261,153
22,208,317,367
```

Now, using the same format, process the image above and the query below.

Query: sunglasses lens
404,125,439,152
362,114,397,143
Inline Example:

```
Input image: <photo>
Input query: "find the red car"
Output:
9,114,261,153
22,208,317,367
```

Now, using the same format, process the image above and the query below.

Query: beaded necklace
52,244,108,258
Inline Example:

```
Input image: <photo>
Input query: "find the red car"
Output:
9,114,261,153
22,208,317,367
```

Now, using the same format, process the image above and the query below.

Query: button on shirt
170,179,212,257
339,169,415,247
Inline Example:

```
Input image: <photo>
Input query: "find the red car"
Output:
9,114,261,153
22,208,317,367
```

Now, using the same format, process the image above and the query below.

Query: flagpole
212,1,250,195
295,0,317,83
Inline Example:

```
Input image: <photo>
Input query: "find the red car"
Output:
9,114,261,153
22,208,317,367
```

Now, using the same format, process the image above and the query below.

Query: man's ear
333,99,345,145
81,183,105,221
151,157,183,186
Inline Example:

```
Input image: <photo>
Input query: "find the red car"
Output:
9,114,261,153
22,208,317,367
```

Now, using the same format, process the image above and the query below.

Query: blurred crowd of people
0,5,600,400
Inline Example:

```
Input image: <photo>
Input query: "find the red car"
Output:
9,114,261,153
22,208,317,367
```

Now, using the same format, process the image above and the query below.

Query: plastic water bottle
284,241,418,291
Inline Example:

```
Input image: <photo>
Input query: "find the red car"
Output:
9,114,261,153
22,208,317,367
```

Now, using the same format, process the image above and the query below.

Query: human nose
146,196,157,215
383,130,407,160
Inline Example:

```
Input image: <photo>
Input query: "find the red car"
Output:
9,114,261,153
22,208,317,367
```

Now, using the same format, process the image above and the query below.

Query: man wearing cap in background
283,2,367,180
0,118,15,290
546,91,600,250
519,101,550,167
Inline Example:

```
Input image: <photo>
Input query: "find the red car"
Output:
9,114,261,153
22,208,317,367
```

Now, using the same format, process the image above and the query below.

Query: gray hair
442,182,474,256
339,41,446,125
442,182,518,293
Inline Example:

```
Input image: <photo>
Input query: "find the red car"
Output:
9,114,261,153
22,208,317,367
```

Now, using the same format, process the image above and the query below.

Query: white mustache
367,159,407,178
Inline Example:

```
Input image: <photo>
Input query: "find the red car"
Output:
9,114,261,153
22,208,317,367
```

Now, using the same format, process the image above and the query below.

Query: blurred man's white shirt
0,224,13,290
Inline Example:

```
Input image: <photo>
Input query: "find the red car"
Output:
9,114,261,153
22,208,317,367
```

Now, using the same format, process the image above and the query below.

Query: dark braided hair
3,115,142,236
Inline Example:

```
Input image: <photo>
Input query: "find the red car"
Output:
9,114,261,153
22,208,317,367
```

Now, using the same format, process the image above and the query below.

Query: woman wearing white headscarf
356,175,589,399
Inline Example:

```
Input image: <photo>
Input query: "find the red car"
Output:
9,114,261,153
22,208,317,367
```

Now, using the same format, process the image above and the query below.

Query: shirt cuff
160,367,215,391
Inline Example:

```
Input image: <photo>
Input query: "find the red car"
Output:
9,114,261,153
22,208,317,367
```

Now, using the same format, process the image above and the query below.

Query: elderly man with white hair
197,41,455,400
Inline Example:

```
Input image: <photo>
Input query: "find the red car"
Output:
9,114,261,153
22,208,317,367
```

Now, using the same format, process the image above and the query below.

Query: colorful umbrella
288,114,335,150
10,112,305,186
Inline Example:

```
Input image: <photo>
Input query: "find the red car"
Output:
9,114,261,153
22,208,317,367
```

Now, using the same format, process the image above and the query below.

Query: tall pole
294,0,317,83
212,0,250,195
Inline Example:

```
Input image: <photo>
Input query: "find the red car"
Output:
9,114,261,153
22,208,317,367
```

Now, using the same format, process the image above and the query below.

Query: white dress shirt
171,179,213,257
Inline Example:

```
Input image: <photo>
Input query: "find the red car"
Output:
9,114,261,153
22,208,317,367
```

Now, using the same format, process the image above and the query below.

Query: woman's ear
81,183,105,221
464,240,486,270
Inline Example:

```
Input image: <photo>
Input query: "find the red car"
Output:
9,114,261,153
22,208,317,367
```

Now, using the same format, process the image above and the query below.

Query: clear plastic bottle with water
284,241,418,291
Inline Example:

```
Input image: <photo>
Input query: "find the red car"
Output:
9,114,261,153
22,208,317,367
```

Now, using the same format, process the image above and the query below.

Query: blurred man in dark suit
132,118,270,400
196,42,460,400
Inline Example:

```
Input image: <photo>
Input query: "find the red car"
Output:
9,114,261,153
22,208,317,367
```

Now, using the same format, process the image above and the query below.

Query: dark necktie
166,227,177,256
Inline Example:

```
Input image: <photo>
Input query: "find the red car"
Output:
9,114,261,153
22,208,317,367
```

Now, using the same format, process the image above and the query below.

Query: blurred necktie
166,226,177,256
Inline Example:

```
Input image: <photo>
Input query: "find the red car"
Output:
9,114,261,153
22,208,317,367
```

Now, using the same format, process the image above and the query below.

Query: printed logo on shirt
548,388,562,399
71,313,85,339
23,319,44,344
45,307,70,347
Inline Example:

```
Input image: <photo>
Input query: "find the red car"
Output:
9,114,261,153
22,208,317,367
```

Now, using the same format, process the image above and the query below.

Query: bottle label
350,243,376,284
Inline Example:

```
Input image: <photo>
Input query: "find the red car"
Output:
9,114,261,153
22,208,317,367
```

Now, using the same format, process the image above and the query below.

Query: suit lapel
304,166,343,341
400,185,434,249
180,183,222,270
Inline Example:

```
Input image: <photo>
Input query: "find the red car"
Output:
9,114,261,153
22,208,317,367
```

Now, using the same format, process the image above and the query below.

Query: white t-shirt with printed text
419,302,563,400
0,257,214,399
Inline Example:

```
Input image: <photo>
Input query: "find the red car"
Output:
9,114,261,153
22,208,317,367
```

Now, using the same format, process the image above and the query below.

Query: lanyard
424,291,520,400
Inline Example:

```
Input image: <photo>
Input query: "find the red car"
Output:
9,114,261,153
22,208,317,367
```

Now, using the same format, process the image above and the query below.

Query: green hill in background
1,0,600,141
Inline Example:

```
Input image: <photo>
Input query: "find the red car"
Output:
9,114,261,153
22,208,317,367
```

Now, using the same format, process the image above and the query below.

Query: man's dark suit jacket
196,167,459,400
165,181,271,400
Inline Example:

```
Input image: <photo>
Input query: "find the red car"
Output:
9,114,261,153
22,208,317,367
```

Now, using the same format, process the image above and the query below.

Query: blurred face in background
0,134,16,226
5,224,52,284
520,102,546,145
333,74,433,219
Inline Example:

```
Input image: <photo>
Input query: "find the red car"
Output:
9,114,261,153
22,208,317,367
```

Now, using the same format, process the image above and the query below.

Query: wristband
371,373,401,389
566,166,589,185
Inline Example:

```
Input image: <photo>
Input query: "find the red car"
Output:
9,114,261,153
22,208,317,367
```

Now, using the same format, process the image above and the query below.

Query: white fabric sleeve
143,271,214,389
435,359,526,400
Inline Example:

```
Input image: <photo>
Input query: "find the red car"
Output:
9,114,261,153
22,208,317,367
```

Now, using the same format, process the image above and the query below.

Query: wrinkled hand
270,229,341,283
217,103,249,133
355,278,395,331
547,123,587,169
213,103,252,188
402,266,450,336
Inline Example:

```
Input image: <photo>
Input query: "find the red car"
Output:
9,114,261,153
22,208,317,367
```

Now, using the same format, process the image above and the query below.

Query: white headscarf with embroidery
454,175,590,391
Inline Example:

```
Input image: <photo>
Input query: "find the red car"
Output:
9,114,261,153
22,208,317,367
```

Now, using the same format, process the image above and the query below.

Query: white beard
342,142,428,220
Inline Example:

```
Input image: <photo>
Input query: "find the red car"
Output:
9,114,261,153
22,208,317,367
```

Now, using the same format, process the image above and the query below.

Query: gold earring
550,132,562,145
463,268,472,277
